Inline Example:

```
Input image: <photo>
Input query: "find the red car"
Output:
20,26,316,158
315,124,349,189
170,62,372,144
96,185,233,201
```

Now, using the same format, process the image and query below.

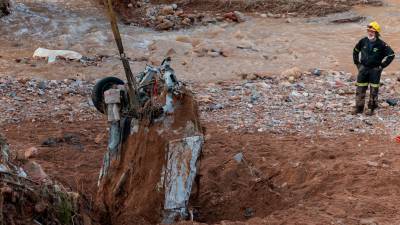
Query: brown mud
97,90,203,225
3,119,400,224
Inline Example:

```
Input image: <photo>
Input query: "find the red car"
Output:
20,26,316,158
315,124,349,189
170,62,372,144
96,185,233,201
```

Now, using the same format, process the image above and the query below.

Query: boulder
159,5,174,16
23,160,48,182
17,147,39,161
156,19,174,30
281,67,303,79
0,0,10,17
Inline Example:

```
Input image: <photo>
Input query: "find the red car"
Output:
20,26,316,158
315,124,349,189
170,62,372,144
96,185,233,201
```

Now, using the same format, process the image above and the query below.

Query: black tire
92,76,125,114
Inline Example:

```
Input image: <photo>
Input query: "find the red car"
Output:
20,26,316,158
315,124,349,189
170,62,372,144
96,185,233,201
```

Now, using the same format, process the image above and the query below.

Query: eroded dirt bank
96,91,203,225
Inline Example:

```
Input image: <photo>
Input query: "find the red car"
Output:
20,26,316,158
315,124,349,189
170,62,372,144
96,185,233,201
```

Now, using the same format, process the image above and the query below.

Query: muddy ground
2,0,400,224
3,121,400,225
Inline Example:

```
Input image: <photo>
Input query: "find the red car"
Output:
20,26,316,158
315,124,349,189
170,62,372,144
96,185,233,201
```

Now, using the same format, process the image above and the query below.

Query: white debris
33,48,82,63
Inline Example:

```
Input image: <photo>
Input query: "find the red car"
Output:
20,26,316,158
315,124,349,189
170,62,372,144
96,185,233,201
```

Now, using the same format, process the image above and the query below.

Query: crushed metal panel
163,135,203,221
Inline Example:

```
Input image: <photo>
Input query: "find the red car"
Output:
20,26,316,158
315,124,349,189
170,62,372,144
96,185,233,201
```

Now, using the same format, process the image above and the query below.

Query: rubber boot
352,86,367,115
367,87,379,116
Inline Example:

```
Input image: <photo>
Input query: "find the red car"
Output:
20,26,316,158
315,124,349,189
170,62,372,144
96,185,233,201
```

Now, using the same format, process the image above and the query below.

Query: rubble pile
0,77,100,125
146,4,203,30
115,1,247,30
193,69,400,137
114,0,383,30
142,4,246,30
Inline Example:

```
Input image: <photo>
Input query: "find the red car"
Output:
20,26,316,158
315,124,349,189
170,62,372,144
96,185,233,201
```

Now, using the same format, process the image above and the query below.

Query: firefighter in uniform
353,21,395,115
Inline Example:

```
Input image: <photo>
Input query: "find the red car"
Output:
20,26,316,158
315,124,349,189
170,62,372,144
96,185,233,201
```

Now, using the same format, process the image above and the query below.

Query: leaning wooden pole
103,0,139,111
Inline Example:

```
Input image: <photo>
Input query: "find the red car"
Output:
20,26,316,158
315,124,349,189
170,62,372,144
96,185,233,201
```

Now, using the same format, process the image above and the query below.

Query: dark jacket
353,37,395,68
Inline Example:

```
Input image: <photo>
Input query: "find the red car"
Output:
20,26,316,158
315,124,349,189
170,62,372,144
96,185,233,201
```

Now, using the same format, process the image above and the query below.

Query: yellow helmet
368,21,381,33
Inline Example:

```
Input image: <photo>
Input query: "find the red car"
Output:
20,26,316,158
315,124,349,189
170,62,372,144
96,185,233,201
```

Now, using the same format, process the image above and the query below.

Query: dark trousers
355,65,382,111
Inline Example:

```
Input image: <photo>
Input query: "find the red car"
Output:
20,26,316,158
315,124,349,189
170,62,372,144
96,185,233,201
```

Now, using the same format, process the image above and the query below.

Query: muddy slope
96,91,203,225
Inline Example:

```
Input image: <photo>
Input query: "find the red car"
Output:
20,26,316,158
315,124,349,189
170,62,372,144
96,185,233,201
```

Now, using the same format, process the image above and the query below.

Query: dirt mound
96,90,203,225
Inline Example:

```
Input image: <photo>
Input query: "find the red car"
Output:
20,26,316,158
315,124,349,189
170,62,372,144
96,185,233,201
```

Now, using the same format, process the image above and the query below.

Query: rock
198,95,213,103
250,90,261,103
41,137,61,147
24,147,38,160
381,102,390,108
207,50,220,58
244,207,254,218
316,0,329,6
335,80,346,88
0,0,10,17
34,201,48,213
315,102,324,109
359,218,377,225
367,161,379,167
224,12,236,21
312,68,321,76
233,11,246,23
233,152,244,163
94,133,105,144
159,5,175,16
281,67,302,79
267,12,281,18
38,80,47,90
156,15,165,22
208,103,224,111
325,205,346,216
331,16,365,24
181,17,191,26
386,99,398,106
23,160,48,182
127,3,133,8
156,19,174,30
